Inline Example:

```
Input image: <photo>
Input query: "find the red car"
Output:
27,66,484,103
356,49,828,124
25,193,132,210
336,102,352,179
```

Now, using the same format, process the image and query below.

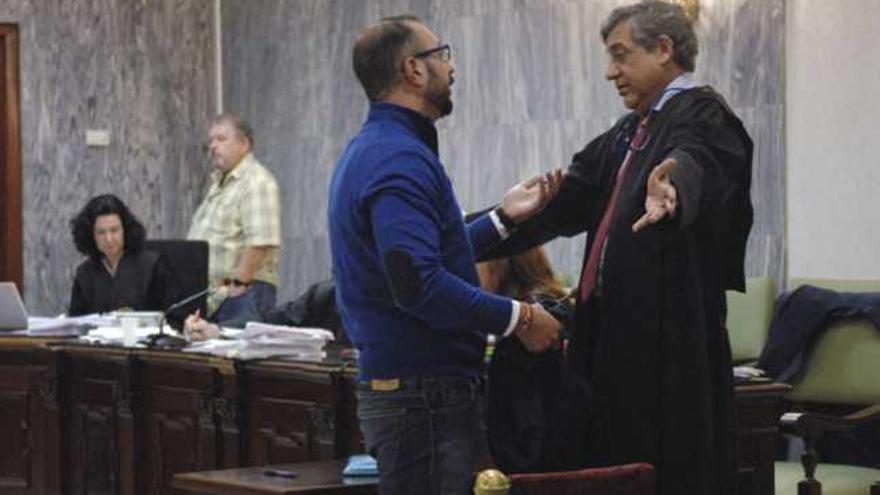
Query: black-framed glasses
412,44,452,62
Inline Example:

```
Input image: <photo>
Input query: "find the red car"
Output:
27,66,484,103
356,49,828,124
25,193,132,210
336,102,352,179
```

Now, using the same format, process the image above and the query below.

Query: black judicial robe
69,250,174,316
483,86,753,495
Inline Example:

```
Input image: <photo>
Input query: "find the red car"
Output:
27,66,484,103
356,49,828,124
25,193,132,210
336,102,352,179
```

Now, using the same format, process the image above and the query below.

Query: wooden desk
0,337,360,495
172,383,790,495
735,382,791,495
0,338,788,495
173,460,377,495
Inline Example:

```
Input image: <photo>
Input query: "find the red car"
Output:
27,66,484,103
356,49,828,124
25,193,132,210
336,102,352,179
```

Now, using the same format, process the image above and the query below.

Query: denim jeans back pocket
425,377,478,412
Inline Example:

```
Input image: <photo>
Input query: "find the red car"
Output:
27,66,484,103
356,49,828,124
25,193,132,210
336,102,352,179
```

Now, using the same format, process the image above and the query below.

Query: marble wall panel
222,0,785,301
1,0,216,314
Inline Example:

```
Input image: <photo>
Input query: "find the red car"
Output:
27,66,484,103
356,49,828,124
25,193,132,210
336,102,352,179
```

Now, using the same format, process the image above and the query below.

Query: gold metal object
670,0,700,22
473,469,511,495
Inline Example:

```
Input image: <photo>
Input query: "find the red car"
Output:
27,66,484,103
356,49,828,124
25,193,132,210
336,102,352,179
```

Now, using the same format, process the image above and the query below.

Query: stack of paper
240,322,333,341
184,322,335,360
80,325,158,346
25,314,119,337
733,365,770,384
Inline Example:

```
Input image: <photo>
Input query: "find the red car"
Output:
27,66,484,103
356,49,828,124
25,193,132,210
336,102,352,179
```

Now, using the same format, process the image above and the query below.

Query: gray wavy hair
601,1,698,72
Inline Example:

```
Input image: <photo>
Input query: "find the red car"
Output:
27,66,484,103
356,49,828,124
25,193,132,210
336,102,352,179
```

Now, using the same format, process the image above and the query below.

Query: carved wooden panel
0,388,32,491
734,384,789,495
0,344,54,495
63,350,130,495
40,353,63,495
247,396,337,464
67,405,117,495
243,366,343,465
139,356,223,495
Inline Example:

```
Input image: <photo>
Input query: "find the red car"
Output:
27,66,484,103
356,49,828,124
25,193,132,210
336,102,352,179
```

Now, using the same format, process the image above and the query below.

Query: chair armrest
778,404,880,494
780,404,880,437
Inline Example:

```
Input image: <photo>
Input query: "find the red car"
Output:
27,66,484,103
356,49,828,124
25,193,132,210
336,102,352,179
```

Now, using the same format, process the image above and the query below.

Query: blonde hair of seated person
477,247,569,301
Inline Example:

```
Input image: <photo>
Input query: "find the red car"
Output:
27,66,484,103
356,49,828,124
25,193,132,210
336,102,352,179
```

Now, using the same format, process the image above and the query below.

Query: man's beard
426,67,453,117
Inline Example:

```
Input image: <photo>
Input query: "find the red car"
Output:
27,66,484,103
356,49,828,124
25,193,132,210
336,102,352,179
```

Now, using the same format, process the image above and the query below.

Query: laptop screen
0,282,28,330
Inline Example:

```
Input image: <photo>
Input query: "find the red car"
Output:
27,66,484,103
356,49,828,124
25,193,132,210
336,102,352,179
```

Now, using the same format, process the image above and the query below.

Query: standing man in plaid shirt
187,113,281,325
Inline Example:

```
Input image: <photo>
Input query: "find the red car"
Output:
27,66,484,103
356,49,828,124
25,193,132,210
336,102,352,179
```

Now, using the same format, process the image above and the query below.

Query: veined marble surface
3,0,783,313
223,0,784,302
1,0,216,314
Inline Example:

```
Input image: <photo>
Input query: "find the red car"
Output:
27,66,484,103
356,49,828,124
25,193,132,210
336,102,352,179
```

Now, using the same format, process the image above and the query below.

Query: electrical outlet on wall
85,129,111,147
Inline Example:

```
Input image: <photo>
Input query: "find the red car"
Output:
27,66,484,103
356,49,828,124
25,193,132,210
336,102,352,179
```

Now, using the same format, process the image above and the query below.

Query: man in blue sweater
328,15,563,495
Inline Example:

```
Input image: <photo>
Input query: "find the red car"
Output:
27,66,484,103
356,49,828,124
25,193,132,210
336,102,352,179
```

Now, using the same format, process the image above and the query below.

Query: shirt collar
651,72,700,112
213,152,255,185
367,101,439,155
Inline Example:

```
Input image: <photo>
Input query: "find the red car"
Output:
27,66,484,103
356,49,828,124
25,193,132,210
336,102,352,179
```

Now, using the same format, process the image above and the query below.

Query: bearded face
425,61,454,118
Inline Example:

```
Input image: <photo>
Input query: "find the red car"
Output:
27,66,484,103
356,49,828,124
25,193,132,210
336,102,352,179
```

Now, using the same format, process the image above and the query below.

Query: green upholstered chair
774,278,880,495
727,277,777,363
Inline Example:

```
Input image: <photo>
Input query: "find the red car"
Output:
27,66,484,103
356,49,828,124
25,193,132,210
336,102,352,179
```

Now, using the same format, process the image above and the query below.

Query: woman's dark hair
70,194,146,260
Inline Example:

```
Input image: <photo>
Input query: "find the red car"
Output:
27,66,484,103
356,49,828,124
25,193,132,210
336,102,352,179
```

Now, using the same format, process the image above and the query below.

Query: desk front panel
0,340,784,495
0,340,357,495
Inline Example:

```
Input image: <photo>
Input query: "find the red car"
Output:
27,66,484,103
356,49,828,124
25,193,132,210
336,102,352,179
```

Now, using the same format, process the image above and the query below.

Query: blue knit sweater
328,102,513,380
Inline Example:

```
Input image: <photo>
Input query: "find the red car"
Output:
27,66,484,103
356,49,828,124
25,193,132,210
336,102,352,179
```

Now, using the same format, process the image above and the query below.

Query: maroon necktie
578,115,650,302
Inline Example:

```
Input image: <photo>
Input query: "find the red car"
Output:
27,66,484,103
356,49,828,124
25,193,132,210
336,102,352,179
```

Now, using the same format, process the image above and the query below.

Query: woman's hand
184,310,221,341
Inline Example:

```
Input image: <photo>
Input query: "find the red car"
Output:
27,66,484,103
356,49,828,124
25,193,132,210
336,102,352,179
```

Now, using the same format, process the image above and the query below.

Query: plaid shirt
187,153,281,313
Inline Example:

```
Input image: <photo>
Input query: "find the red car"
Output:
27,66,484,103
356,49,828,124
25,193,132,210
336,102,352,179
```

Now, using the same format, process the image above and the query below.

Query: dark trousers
356,375,481,495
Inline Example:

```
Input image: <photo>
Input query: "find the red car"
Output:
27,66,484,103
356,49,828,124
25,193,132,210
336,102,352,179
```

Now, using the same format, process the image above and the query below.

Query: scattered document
24,314,119,337
183,322,335,360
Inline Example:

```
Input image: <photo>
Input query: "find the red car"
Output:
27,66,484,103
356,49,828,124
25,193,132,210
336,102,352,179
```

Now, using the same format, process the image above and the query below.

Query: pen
263,468,298,479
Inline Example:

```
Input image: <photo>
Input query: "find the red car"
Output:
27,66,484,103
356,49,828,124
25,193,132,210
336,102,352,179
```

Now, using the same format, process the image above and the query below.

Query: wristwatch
493,206,517,230
223,278,252,288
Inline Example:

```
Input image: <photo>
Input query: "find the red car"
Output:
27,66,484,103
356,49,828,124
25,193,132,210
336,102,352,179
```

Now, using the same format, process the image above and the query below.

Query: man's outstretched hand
500,169,564,224
633,158,677,232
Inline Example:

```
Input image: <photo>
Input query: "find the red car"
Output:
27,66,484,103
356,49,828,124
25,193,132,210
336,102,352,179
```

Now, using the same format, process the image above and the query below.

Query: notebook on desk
342,454,379,477
0,282,28,330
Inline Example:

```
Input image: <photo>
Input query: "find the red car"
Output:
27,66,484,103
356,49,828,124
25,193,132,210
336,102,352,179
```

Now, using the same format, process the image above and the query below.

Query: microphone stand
145,288,212,349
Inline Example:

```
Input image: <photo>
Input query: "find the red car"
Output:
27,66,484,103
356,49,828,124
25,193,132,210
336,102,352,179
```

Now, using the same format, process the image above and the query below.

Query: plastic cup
120,317,138,347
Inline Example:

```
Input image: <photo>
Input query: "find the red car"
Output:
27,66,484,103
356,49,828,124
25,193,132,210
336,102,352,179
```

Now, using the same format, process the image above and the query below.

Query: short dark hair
352,15,424,100
601,1,698,72
70,194,147,261
212,112,256,148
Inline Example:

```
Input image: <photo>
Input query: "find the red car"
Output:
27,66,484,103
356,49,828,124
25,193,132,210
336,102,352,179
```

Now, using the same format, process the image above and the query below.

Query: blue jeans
356,375,482,495
211,280,276,327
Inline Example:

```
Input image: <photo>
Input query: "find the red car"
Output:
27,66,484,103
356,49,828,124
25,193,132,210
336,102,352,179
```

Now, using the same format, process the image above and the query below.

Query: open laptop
0,282,28,330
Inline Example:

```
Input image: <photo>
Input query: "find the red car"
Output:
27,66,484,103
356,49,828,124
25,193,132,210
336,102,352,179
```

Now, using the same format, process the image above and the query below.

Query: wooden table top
172,459,378,495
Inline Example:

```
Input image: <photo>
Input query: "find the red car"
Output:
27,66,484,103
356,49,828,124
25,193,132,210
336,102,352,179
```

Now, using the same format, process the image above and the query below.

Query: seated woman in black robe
478,247,594,474
68,194,173,316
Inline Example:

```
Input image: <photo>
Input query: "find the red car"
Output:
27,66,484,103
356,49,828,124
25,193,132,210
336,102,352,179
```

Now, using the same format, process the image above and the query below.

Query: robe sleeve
662,97,753,230
477,126,622,261
660,92,753,291
69,268,89,316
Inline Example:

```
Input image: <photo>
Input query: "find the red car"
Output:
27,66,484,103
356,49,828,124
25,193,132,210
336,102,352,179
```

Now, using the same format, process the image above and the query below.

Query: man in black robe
483,2,753,494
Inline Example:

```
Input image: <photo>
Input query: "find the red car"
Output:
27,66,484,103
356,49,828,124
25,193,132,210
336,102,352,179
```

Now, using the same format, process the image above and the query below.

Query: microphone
145,287,214,349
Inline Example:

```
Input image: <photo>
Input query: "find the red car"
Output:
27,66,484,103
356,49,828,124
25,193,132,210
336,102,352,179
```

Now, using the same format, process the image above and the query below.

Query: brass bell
473,468,511,495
